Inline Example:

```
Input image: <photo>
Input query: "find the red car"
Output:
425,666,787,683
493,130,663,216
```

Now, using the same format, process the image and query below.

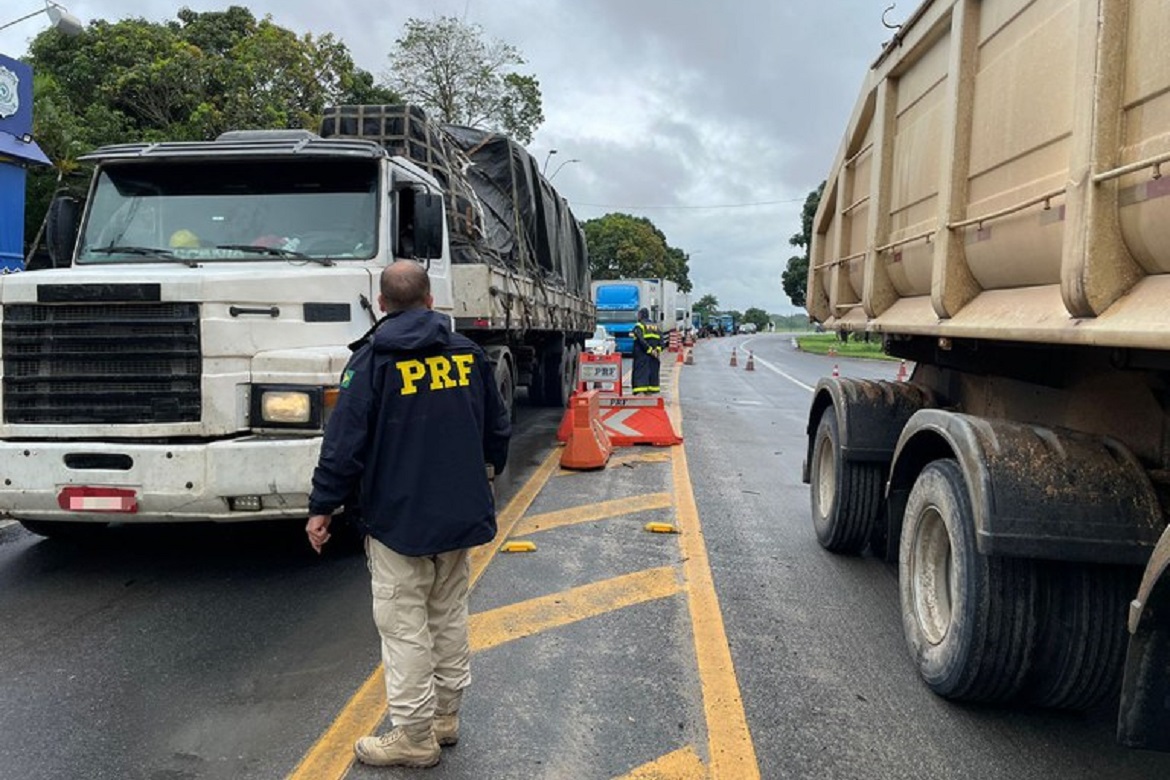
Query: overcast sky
1,1,903,314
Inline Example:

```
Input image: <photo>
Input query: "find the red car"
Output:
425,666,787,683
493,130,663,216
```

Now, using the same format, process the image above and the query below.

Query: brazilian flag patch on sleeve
340,369,354,389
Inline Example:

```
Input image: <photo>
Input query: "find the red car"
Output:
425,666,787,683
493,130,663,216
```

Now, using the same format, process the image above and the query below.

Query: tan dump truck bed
808,0,1170,350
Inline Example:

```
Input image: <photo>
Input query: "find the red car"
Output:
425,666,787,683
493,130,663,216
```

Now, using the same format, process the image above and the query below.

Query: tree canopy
743,307,771,331
781,182,824,309
385,16,543,144
693,294,719,320
22,6,394,249
28,7,387,143
583,212,692,293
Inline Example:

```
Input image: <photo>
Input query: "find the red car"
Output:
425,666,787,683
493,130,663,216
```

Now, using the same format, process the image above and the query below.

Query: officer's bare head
379,261,433,313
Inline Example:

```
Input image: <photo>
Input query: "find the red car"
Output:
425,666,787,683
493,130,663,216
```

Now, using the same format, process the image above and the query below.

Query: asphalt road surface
1,334,1168,780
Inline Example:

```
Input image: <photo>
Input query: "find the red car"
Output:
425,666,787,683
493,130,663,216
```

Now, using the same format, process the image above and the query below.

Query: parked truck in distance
0,104,592,538
803,0,1170,749
675,293,693,336
591,278,678,354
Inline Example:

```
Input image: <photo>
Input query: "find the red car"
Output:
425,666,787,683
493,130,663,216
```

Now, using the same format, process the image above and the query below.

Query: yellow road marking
511,492,673,537
290,362,759,779
285,448,562,780
470,566,681,653
470,450,563,588
615,746,707,780
669,367,760,779
557,450,672,476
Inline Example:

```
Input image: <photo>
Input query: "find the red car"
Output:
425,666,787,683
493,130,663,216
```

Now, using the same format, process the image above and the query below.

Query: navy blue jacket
309,308,511,556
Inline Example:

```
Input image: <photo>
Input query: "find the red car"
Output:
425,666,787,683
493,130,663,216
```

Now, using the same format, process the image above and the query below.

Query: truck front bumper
0,436,322,523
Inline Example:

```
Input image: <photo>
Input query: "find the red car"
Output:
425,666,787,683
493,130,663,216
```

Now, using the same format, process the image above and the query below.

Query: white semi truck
675,292,693,336
0,105,592,537
804,0,1170,748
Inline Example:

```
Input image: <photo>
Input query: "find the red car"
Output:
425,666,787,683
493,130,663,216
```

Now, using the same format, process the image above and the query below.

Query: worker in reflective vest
631,307,662,394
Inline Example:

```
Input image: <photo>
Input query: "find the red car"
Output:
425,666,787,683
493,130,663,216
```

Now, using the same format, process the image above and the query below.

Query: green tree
385,16,542,144
22,6,390,254
743,307,771,331
693,294,719,323
583,212,692,291
781,182,824,309
663,245,693,294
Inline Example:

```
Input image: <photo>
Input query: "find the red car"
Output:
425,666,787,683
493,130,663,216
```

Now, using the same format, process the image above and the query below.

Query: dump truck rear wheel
809,408,882,554
1023,562,1134,710
899,459,1037,702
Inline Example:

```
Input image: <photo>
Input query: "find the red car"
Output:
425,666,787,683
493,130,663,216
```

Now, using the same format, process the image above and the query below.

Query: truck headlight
250,385,323,429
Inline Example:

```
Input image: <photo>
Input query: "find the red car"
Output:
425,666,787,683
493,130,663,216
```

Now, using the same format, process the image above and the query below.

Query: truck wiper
215,244,334,266
88,246,199,267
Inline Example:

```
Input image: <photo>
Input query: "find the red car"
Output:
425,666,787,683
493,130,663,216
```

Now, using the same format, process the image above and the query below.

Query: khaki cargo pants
365,536,470,727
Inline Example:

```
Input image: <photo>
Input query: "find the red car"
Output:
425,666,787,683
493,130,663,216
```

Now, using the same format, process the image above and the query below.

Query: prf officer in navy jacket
306,260,511,769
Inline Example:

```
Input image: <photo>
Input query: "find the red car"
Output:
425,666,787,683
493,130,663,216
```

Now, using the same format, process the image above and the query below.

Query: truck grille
3,303,201,424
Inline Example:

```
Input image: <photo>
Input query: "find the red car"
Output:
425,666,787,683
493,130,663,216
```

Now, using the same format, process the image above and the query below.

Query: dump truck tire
899,459,1037,702
810,408,883,554
1024,561,1134,710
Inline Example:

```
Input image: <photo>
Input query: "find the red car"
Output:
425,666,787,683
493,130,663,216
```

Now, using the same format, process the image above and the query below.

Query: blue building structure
0,53,51,273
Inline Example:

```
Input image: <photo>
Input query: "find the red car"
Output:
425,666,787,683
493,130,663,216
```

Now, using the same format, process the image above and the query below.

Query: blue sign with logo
1,53,51,273
0,53,48,165
0,53,34,141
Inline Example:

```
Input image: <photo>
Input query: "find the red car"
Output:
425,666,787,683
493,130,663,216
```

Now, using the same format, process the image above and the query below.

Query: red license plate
57,486,138,514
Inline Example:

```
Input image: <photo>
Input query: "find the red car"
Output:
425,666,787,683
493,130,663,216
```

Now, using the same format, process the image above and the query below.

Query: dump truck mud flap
887,410,1163,565
802,377,936,483
1119,524,1170,751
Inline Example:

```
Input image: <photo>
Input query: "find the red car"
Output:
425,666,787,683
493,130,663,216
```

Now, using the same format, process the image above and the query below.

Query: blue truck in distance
717,312,736,336
591,278,678,355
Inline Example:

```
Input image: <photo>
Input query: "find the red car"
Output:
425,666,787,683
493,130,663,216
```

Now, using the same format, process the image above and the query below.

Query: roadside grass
795,333,896,360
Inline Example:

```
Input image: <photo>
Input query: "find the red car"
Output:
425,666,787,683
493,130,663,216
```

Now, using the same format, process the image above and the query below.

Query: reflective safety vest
633,321,662,350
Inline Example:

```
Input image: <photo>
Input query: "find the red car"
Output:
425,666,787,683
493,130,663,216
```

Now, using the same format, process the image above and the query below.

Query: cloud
1,0,896,313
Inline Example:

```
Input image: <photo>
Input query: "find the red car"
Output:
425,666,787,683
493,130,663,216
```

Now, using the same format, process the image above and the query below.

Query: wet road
1,335,1168,779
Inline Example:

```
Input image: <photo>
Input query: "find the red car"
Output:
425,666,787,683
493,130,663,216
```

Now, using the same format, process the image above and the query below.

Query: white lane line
750,353,815,393
0,520,18,531
729,334,816,392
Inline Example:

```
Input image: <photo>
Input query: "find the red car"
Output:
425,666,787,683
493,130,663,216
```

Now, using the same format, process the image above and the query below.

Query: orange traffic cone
685,348,694,365
896,360,908,382
832,363,840,378
745,351,755,371
560,391,612,470
730,348,738,367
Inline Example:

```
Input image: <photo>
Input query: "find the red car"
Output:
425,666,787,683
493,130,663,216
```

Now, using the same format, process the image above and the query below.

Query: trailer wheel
494,356,515,420
899,459,1037,702
809,407,883,554
537,338,577,408
527,357,548,406
563,344,580,404
19,520,108,540
1023,562,1135,710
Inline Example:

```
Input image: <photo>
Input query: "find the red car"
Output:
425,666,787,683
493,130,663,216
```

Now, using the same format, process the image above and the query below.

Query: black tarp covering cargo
319,104,589,298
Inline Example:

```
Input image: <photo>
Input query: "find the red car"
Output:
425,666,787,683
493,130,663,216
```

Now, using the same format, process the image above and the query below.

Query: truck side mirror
412,192,444,260
45,194,82,269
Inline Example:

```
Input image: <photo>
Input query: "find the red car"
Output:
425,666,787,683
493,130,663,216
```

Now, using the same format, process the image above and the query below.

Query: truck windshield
77,158,378,264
